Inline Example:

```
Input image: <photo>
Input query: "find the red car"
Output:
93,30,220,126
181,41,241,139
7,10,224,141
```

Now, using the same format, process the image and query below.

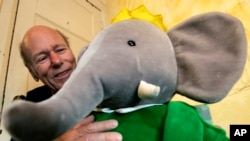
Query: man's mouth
54,69,71,80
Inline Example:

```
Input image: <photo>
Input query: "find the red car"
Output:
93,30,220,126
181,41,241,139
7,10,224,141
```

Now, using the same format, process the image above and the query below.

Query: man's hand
54,115,122,141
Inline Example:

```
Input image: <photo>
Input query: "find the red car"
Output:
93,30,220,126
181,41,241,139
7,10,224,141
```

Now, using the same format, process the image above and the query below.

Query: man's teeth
56,71,67,77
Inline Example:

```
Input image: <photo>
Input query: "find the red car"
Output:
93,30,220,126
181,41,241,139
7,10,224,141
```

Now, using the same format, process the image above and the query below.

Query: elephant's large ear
167,12,247,103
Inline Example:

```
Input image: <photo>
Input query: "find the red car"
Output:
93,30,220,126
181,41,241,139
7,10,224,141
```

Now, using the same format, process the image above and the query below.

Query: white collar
94,104,162,113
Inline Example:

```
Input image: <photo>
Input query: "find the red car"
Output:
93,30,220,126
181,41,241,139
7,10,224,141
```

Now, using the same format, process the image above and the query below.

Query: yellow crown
112,5,167,31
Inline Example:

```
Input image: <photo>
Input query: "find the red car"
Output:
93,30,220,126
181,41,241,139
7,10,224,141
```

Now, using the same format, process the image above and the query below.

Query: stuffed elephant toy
3,12,247,141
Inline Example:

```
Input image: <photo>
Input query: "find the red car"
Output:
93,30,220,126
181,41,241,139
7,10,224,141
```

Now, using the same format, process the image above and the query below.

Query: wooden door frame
0,0,19,122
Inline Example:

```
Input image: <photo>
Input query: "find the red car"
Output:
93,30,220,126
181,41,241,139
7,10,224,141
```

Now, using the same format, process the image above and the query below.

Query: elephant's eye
127,40,136,47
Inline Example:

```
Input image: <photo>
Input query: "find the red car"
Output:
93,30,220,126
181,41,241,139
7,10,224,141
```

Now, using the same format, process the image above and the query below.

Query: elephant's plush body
3,11,247,141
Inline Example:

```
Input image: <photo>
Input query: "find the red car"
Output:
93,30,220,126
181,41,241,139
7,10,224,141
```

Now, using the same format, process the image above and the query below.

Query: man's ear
77,46,88,62
27,65,39,82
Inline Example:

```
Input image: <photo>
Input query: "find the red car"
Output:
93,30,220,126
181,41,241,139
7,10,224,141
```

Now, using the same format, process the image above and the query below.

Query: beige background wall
106,0,250,136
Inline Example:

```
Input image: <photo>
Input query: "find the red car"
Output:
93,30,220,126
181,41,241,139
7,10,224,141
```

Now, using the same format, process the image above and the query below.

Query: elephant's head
3,12,247,141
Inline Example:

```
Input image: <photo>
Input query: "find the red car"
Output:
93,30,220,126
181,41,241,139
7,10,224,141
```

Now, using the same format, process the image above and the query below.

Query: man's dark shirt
25,85,53,102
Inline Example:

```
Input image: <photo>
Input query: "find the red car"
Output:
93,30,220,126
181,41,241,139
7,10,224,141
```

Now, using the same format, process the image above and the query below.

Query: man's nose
50,52,62,67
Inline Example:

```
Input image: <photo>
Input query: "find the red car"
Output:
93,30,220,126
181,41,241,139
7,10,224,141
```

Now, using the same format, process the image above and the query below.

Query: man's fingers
81,132,122,141
55,117,121,141
73,115,95,129
80,119,119,133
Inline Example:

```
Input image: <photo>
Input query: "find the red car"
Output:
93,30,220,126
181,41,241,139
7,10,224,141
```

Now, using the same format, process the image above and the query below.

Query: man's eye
56,48,66,53
36,56,47,63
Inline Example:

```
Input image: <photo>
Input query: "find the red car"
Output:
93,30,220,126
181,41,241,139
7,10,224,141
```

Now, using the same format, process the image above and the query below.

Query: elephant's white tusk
137,80,160,99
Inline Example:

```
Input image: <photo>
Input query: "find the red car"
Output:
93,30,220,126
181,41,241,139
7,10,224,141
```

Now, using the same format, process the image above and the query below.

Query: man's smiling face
23,26,76,92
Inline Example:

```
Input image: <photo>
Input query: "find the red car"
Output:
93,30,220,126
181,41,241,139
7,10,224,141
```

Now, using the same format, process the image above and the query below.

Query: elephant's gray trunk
3,72,104,141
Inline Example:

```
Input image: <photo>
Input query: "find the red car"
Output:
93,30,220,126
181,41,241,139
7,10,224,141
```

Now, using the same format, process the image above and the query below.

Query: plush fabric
93,102,229,141
168,13,247,103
